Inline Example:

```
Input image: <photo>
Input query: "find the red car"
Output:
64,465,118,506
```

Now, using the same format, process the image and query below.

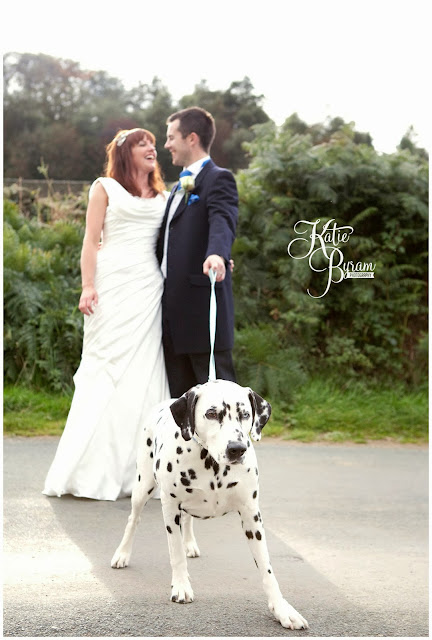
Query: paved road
3,436,428,637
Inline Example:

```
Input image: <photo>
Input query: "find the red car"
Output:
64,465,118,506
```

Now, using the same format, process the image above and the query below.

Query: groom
157,107,238,397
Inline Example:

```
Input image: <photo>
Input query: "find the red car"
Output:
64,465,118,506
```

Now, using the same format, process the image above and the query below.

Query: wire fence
4,178,91,197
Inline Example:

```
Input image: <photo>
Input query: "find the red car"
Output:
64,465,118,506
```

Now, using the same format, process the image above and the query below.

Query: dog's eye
205,409,218,420
242,411,250,420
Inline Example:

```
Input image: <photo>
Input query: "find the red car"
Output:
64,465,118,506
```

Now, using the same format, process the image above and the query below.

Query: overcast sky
2,0,430,153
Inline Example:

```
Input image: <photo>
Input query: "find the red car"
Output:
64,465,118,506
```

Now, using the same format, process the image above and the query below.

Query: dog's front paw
111,548,130,569
171,578,194,604
269,598,308,630
185,540,200,558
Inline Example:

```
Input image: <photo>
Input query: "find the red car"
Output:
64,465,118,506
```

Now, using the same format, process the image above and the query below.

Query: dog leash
208,268,217,382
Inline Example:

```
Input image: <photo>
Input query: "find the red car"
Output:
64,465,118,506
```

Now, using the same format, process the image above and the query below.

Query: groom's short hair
167,107,216,153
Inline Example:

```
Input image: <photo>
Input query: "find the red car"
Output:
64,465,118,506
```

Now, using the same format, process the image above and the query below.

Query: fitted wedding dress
43,177,170,500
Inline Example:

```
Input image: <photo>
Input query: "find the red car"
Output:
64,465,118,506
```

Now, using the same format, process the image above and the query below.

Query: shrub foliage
232,119,428,396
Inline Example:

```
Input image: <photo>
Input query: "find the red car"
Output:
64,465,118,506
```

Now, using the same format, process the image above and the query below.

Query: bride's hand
79,286,98,316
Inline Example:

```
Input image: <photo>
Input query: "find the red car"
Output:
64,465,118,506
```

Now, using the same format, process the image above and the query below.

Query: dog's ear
248,390,272,441
170,388,199,441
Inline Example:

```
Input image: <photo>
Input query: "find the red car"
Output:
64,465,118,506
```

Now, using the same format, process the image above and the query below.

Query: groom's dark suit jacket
156,159,238,355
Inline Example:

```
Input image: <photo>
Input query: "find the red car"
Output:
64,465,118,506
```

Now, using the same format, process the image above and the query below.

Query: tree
4,54,271,180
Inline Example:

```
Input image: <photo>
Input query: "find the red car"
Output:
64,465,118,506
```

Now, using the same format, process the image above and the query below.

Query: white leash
208,268,217,382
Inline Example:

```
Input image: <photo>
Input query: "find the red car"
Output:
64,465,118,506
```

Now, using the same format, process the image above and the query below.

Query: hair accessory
116,128,142,147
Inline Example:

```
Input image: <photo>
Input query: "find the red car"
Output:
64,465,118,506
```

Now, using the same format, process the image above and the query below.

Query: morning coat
156,159,238,355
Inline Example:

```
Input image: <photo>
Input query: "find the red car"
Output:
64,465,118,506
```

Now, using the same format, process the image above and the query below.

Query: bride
43,128,170,501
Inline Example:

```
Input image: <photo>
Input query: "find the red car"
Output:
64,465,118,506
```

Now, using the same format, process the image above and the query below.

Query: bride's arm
78,182,108,316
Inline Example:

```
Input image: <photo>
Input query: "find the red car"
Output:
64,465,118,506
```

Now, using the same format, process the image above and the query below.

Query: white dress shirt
161,156,211,278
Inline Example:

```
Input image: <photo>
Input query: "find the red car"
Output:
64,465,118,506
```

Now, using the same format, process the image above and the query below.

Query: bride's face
131,137,157,173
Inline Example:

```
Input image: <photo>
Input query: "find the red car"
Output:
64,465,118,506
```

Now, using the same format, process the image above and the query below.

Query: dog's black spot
245,530,254,539
138,475,141,482
268,569,272,574
166,526,172,534
247,440,251,447
156,459,160,470
254,514,259,521
256,531,262,540
150,452,154,458
148,487,154,494
253,490,257,499
186,488,193,493
188,469,197,480
210,482,215,490
175,431,179,439
147,438,152,447
254,559,258,568
223,465,231,477
177,447,183,455
166,462,172,472
170,493,176,498
218,403,228,424
174,514,181,526
204,499,208,503
212,460,220,475
187,448,191,452
227,481,238,488
205,457,212,470
159,443,164,451
181,477,190,486
255,467,259,476
200,448,208,460
180,471,187,477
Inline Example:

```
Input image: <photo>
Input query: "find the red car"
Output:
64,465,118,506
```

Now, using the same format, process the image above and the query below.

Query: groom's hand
203,255,226,282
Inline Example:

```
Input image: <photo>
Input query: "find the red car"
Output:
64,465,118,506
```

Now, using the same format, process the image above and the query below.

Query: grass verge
3,380,428,444
3,386,73,436
266,379,428,444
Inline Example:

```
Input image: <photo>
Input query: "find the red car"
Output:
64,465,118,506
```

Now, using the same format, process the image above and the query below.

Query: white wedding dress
43,177,170,501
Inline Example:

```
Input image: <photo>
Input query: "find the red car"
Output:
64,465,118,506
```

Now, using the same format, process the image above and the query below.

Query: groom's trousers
162,304,236,398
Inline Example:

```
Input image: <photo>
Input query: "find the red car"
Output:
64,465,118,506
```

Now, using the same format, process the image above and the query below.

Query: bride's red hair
104,128,165,197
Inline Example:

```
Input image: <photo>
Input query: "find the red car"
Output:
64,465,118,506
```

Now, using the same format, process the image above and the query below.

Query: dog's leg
182,513,200,558
239,505,308,630
111,447,156,569
161,497,194,603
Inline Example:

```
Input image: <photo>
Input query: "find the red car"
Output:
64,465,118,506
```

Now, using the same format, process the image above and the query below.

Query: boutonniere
179,175,195,202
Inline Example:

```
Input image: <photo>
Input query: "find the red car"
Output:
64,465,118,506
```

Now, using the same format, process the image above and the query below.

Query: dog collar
192,434,205,448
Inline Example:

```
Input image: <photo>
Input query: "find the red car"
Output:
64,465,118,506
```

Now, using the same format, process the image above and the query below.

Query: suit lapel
160,183,179,234
171,159,214,223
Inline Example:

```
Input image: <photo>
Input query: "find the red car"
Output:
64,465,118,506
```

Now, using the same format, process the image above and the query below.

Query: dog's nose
226,441,247,461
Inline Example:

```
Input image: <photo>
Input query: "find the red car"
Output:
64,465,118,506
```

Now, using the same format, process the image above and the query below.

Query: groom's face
165,119,191,167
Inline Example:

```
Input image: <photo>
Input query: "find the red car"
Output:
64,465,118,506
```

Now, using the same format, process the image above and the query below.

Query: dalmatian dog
111,380,308,630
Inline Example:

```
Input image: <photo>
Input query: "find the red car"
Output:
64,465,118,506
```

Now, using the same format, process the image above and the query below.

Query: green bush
232,120,428,391
3,199,84,391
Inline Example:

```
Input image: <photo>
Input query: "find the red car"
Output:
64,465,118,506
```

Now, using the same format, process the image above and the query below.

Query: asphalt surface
3,436,429,638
